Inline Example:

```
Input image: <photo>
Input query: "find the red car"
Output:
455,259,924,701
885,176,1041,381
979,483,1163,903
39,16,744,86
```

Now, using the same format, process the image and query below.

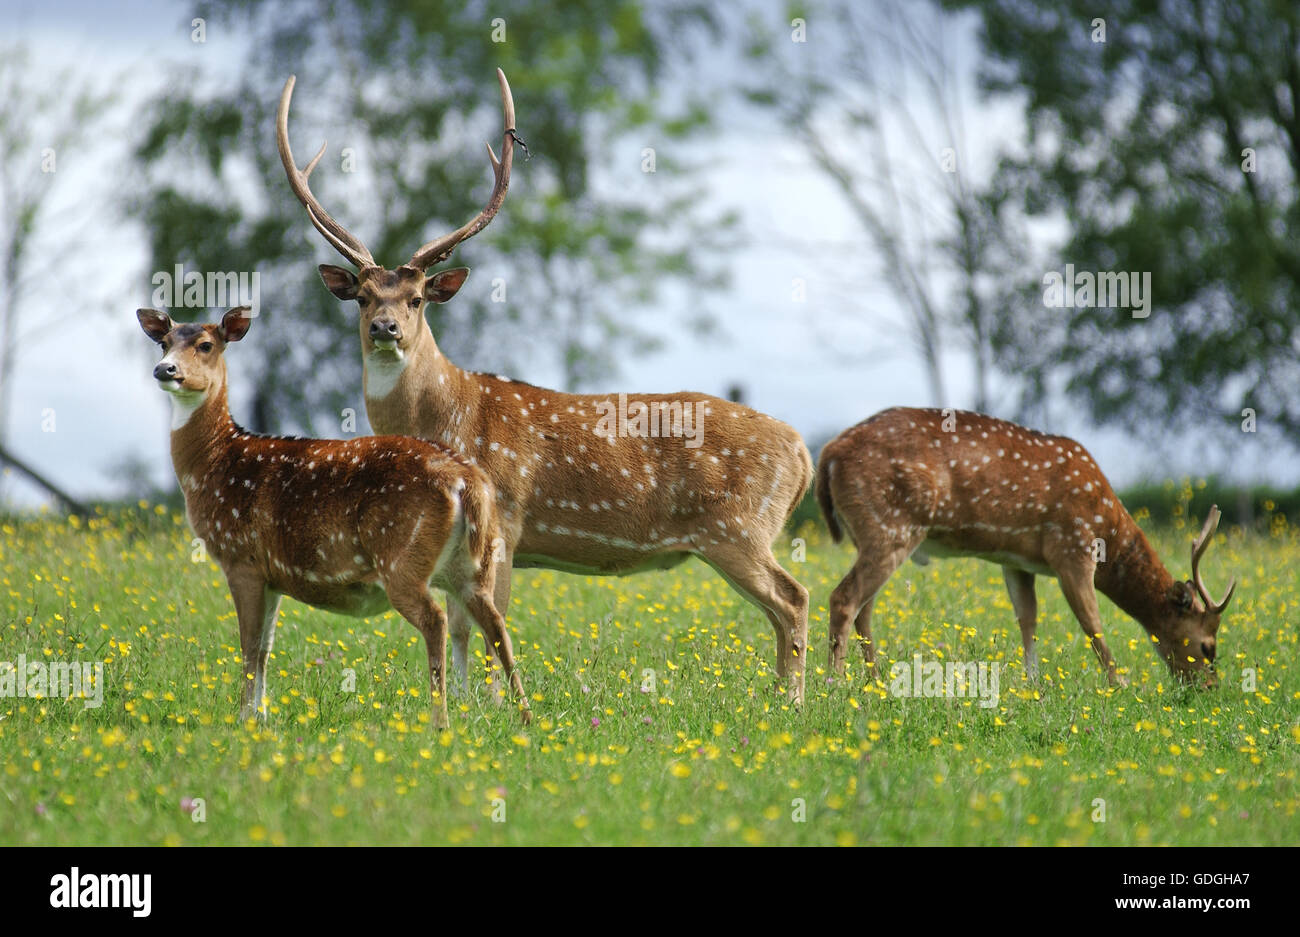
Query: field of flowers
0,494,1296,845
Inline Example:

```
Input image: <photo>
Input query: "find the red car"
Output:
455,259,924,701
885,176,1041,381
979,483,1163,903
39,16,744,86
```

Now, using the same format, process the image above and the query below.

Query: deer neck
167,380,237,489
364,320,476,437
1093,515,1176,637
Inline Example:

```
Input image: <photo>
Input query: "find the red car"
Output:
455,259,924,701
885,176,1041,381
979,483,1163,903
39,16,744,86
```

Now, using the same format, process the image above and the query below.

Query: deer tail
460,477,498,572
815,449,842,543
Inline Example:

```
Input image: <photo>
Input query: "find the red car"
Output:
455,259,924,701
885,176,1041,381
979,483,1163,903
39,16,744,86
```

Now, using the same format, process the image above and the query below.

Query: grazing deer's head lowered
1153,508,1236,677
816,407,1236,688
138,305,529,726
278,71,815,702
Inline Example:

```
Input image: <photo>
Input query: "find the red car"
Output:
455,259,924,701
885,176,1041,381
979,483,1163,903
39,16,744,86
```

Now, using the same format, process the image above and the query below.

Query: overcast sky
0,0,1283,508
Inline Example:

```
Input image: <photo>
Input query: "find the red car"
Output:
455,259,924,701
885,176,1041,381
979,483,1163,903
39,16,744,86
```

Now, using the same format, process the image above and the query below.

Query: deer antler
408,68,518,271
277,75,377,269
1191,505,1237,614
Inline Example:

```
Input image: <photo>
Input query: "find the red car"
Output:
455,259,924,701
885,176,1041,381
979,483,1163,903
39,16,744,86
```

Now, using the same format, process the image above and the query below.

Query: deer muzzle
369,319,401,345
154,361,181,383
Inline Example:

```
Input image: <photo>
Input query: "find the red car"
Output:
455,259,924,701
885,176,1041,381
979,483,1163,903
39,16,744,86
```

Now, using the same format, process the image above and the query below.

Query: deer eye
198,341,214,353
409,296,422,308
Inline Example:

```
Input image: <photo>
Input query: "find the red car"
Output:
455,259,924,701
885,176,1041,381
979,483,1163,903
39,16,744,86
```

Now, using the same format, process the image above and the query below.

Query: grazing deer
137,305,529,726
275,70,813,701
815,407,1237,687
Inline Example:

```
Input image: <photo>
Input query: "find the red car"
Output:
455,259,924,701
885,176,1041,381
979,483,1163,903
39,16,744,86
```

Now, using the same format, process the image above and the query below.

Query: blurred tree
0,45,110,512
949,0,1300,446
130,0,733,436
739,0,1024,412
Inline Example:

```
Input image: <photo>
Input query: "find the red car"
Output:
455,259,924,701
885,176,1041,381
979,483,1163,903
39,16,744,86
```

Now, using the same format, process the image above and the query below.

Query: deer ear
424,267,470,304
320,264,360,300
219,306,254,343
1167,581,1195,609
137,308,174,342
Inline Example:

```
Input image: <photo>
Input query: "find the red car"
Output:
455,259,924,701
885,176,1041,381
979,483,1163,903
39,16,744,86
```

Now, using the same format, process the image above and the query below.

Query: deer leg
423,600,451,729
378,511,457,727
448,559,510,699
484,554,514,701
456,584,531,724
1053,560,1126,687
851,598,879,677
1002,566,1039,679
254,590,282,715
829,534,922,679
448,600,474,695
228,569,278,721
701,547,809,704
388,582,451,729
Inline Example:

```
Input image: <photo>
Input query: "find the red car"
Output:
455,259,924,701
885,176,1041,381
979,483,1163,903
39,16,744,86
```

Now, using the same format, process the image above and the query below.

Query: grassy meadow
0,493,1296,846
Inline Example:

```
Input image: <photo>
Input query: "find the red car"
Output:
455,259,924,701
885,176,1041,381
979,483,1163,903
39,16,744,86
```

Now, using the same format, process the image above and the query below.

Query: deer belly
515,518,697,575
514,548,691,576
279,580,392,619
915,536,1053,577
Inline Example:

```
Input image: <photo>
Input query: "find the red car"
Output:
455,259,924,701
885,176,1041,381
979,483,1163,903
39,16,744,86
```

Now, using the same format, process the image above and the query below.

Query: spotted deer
815,407,1237,687
276,70,813,701
137,305,530,726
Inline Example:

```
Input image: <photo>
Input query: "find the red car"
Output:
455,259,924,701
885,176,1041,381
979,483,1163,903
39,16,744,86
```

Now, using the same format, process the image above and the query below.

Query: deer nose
370,319,400,341
1200,638,1216,662
154,361,179,381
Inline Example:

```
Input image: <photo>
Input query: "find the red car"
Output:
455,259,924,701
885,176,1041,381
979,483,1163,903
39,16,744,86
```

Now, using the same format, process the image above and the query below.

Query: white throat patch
365,354,408,399
167,388,207,430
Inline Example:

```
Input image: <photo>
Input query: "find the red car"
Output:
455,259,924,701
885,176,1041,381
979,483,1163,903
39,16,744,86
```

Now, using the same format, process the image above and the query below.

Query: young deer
276,70,813,701
137,305,529,726
816,407,1237,687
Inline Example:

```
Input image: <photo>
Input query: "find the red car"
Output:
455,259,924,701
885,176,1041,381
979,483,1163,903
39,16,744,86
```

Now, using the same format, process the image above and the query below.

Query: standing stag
276,70,813,700
816,408,1236,686
138,306,529,726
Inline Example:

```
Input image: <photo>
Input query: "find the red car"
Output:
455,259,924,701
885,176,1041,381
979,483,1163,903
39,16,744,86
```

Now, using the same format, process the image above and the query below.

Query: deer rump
816,422,1056,576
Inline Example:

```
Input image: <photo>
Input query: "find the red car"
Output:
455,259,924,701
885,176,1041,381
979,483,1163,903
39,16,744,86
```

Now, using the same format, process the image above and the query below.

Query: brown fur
816,407,1235,686
137,306,530,726
279,67,812,700
320,263,814,702
815,452,841,543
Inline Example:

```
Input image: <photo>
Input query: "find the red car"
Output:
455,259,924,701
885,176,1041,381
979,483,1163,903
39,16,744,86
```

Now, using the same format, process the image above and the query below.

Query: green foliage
128,0,732,437
1117,477,1298,531
0,511,1291,844
947,0,1300,448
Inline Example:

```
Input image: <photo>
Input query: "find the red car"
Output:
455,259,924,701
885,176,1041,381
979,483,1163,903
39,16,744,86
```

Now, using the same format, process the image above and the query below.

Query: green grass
0,505,1295,845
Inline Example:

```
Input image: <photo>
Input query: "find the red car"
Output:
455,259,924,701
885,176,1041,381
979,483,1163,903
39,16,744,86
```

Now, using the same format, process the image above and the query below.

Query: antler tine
277,75,376,269
408,68,517,271
1190,504,1237,614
